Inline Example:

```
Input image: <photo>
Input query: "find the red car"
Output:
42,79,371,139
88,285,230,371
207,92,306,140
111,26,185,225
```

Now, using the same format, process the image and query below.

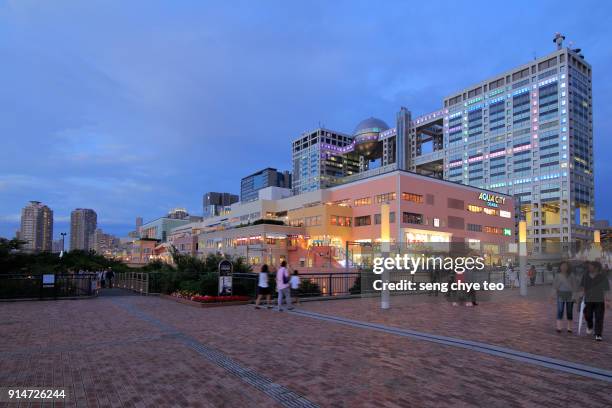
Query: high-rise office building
240,168,292,202
291,128,361,195
433,35,593,247
19,201,53,252
128,216,144,239
203,192,239,218
70,208,97,251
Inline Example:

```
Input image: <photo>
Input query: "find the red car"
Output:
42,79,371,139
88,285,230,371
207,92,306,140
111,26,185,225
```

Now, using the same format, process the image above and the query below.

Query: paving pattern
1,288,611,407
301,286,612,371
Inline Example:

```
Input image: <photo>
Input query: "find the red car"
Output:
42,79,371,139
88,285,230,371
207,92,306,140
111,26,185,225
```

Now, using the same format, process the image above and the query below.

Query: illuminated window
332,199,351,207
484,226,503,234
433,218,440,227
330,215,352,227
483,208,498,216
290,218,304,227
304,216,321,227
401,192,424,203
467,205,483,213
375,192,397,203
354,197,372,207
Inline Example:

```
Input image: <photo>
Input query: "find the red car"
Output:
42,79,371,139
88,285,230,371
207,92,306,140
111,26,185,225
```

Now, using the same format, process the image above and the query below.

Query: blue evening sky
1,0,611,239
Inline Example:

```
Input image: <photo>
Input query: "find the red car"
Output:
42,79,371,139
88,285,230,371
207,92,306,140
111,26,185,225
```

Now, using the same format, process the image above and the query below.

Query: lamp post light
518,220,527,297
60,232,67,253
380,202,391,309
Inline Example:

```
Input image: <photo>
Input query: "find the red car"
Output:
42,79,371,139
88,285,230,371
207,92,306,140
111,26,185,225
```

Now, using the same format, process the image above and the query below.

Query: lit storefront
193,170,515,270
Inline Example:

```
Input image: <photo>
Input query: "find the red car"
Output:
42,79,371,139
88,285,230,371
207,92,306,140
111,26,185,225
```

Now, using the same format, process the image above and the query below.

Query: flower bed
191,295,250,303
170,290,198,299
162,293,251,308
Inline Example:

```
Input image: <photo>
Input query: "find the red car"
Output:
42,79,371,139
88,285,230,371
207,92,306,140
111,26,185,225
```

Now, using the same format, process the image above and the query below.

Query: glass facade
438,49,593,247
240,168,292,202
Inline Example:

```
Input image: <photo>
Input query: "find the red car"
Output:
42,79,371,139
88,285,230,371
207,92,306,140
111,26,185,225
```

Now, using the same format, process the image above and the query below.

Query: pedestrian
254,264,272,309
276,261,293,311
100,270,106,288
446,272,459,306
106,268,115,289
528,264,537,286
506,263,515,288
551,261,578,333
580,261,610,341
290,270,300,305
428,268,440,296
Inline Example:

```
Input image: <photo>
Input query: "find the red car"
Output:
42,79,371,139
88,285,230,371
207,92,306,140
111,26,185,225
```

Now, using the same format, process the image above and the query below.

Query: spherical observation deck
352,117,389,159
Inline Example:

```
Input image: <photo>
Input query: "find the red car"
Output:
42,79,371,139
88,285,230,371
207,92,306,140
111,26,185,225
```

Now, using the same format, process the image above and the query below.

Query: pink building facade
327,170,515,247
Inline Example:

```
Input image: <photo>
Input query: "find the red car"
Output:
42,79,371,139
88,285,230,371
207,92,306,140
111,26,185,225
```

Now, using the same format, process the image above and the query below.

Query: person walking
528,265,537,286
507,263,520,289
106,268,115,289
276,261,293,311
290,270,301,305
254,264,272,309
580,261,610,341
552,261,577,333
446,272,460,306
100,270,106,288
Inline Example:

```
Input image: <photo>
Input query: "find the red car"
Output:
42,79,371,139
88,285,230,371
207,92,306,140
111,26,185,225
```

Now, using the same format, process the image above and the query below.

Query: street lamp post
60,232,67,253
380,202,391,309
518,221,527,297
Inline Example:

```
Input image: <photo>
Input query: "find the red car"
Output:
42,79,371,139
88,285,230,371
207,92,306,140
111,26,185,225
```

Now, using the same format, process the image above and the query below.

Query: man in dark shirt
580,261,610,341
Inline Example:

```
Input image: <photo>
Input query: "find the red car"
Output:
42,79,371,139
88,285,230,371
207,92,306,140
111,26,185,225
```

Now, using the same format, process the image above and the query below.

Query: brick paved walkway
301,286,612,371
1,290,611,407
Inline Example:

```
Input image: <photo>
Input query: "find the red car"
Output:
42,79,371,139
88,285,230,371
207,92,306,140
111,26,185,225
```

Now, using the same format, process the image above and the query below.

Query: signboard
218,260,233,295
478,192,506,208
42,274,55,288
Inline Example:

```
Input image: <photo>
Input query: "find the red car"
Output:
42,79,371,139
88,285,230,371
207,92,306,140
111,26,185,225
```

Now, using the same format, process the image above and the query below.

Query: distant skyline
1,0,612,239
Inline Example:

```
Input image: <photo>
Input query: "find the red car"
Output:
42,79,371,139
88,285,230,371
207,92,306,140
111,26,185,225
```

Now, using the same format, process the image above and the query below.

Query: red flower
190,295,250,303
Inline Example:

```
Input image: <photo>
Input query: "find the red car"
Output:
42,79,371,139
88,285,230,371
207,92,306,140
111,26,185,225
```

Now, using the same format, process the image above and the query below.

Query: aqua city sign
478,192,506,208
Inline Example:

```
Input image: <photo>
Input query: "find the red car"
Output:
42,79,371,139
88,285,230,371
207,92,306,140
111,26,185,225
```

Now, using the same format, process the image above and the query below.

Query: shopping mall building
193,171,514,270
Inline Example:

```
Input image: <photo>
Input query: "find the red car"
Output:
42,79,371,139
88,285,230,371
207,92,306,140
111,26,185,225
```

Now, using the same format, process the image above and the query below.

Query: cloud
1,0,611,240
0,214,21,223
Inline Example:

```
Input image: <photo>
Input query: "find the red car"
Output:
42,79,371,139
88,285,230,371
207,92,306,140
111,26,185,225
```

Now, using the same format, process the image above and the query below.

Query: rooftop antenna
553,32,565,50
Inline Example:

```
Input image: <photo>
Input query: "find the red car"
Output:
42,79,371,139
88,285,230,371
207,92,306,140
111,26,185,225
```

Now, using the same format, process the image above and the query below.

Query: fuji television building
291,35,595,254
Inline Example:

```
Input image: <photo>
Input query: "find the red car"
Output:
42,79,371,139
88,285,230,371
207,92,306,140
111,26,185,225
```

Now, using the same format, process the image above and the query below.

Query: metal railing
0,274,97,300
233,268,558,300
230,272,362,298
114,272,162,295
153,267,561,301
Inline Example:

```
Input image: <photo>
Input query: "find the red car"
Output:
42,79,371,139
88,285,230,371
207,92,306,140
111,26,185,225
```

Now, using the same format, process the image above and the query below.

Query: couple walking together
255,261,299,311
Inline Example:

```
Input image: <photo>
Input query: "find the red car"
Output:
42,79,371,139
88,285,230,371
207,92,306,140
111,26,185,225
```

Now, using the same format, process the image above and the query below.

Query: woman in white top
289,270,300,305
506,263,517,289
255,264,272,309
